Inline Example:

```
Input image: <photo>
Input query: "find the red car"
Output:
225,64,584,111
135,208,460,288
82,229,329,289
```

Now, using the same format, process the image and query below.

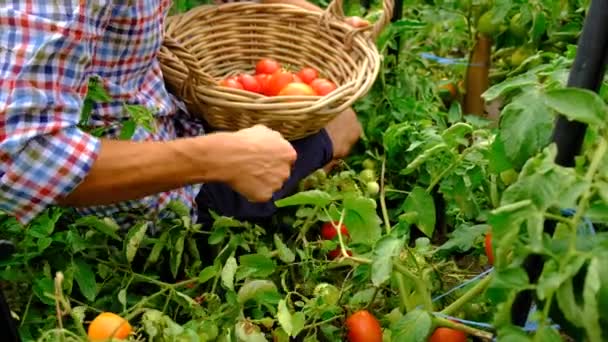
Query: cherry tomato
266,71,294,96
310,78,337,96
238,74,262,93
293,74,303,83
429,327,467,342
219,77,244,90
320,222,350,240
254,74,270,95
255,58,281,75
485,232,494,265
297,67,319,84
278,82,317,96
345,310,383,342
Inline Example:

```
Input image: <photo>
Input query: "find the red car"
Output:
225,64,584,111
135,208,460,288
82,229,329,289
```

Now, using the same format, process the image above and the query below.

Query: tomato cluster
218,58,337,97
320,221,353,259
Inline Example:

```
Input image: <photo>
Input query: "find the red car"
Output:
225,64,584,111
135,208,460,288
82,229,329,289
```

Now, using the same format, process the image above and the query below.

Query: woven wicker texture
159,0,393,140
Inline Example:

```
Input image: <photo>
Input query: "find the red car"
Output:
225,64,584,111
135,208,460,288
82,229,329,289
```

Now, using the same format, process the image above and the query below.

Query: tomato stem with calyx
439,271,493,316
433,316,494,340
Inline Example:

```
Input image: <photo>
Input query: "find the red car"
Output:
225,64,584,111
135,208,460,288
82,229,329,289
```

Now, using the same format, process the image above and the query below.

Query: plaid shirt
0,0,207,225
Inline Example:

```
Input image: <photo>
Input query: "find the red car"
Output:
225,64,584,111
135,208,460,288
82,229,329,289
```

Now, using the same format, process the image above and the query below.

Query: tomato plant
2,1,603,342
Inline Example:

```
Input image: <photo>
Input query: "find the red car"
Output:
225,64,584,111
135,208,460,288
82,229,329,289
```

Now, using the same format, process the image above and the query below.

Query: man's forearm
57,134,228,207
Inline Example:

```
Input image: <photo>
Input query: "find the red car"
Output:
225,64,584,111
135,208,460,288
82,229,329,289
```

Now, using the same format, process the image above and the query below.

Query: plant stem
433,316,494,340
569,137,607,250
395,273,410,312
392,261,433,310
426,151,464,193
440,272,493,316
380,156,391,234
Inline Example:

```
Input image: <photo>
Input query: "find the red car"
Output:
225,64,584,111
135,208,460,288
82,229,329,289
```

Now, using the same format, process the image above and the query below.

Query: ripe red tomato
310,78,337,96
485,232,494,265
255,58,281,75
238,74,262,93
255,74,270,95
429,327,467,342
266,71,294,96
297,67,319,84
320,222,350,240
278,82,317,96
219,77,244,90
345,310,383,342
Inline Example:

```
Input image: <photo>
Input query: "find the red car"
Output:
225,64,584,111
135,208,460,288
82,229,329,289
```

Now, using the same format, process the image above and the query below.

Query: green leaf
390,309,432,342
74,216,121,240
32,277,55,306
73,259,97,302
371,236,403,287
274,234,296,263
170,230,186,279
535,326,563,342
343,195,382,244
237,279,279,305
118,289,127,311
237,254,276,280
582,258,602,342
235,320,269,342
198,265,218,284
482,73,536,101
145,230,169,269
277,300,305,337
487,267,529,304
221,256,238,291
401,187,436,238
124,222,148,264
544,88,608,127
497,92,554,169
556,277,585,328
119,120,137,140
275,190,332,208
437,224,488,253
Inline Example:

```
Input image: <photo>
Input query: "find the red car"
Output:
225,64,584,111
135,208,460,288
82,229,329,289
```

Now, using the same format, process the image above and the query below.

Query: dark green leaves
401,187,436,238
73,259,97,302
371,236,403,286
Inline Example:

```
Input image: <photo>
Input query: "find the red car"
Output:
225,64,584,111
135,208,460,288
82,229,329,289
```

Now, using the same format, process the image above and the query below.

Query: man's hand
325,108,362,160
214,125,297,202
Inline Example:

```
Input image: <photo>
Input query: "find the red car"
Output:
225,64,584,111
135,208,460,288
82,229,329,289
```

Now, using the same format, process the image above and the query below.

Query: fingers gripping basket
158,0,394,140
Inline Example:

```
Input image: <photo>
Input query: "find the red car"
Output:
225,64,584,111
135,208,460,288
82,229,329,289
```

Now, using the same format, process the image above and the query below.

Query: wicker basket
158,0,393,140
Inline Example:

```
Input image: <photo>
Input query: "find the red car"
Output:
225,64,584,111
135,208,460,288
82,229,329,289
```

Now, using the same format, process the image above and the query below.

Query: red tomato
485,232,494,265
297,67,319,84
266,71,294,96
219,77,244,90
238,74,262,93
310,78,337,96
345,310,383,342
255,74,270,95
255,58,281,75
278,82,317,96
320,222,350,240
429,327,467,342
328,248,352,260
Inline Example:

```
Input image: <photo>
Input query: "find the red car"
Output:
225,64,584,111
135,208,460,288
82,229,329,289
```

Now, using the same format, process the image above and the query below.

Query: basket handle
323,0,394,41
161,36,217,88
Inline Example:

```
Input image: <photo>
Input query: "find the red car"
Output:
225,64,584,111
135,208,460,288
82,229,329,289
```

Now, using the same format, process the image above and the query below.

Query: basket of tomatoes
158,0,393,140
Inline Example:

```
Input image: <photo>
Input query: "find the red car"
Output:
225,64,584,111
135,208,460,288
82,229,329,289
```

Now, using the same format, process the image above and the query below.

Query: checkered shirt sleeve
0,2,102,224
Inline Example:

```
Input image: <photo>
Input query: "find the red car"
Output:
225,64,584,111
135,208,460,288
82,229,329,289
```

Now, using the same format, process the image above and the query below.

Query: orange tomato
87,312,132,341
297,67,319,84
278,82,317,96
219,77,244,90
345,310,383,342
429,327,467,342
485,232,494,265
310,78,337,96
266,71,295,96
